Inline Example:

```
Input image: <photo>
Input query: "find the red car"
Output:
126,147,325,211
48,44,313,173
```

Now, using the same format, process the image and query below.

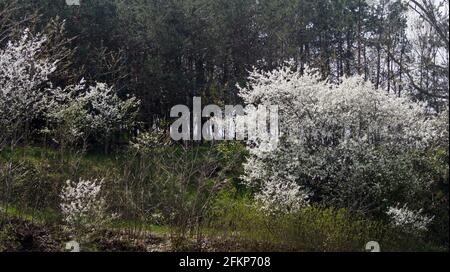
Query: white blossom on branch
387,204,434,233
239,61,440,214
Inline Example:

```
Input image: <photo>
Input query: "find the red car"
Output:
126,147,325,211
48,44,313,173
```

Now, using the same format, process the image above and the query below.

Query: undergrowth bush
207,187,444,252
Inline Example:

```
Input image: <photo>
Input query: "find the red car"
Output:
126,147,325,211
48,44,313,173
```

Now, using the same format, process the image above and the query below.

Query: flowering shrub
130,127,170,154
77,82,140,138
60,178,114,240
387,204,434,233
255,179,309,214
0,29,140,149
239,62,440,214
48,81,140,149
0,29,57,140
432,106,449,148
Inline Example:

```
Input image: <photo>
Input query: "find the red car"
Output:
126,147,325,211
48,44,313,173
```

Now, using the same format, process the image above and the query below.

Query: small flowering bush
387,204,434,234
60,178,114,241
255,180,309,214
129,127,170,154
77,82,140,139
48,80,140,149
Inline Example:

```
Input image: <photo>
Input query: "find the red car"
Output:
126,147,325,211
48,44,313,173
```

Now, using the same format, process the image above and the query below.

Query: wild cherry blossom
60,178,114,237
387,204,434,233
239,61,441,214
48,80,140,146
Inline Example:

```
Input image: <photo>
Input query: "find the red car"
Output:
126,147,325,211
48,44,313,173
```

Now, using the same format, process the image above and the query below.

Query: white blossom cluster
60,178,112,232
238,61,441,214
0,29,57,132
81,82,139,134
130,127,169,153
255,179,309,214
387,204,434,233
48,81,140,144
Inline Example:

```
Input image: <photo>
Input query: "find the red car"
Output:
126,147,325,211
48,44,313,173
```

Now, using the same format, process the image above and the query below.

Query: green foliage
422,147,449,247
216,141,247,162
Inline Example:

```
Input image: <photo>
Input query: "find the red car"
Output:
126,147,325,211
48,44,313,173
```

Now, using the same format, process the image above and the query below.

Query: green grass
110,219,170,235
1,205,60,225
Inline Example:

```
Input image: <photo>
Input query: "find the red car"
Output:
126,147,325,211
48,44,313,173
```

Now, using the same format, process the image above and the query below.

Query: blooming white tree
60,178,114,241
0,29,57,141
81,82,140,137
239,62,440,214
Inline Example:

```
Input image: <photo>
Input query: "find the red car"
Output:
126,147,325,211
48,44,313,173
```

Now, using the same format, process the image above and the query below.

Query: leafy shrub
208,188,443,252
